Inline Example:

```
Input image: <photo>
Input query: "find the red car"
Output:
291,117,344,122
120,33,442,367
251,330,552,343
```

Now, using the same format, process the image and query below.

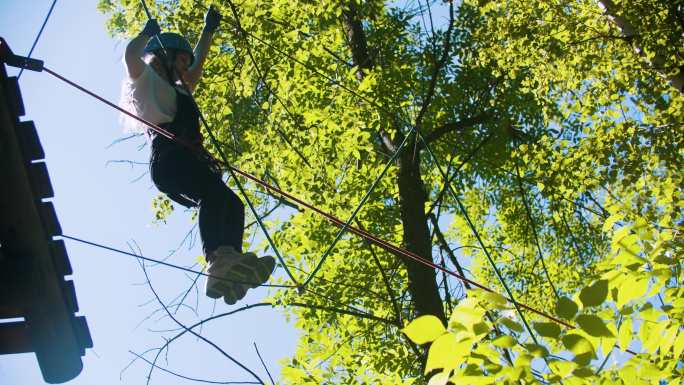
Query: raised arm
184,7,221,89
124,19,161,79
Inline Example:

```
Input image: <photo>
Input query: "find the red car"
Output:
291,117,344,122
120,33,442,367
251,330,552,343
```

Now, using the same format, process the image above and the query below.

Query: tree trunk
342,1,446,323
396,148,446,322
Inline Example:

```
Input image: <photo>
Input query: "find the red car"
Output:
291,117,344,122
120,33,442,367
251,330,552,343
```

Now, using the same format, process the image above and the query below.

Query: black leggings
150,147,244,258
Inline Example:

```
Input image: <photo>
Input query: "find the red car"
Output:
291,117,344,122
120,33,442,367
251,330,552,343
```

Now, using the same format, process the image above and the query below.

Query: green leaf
524,343,549,357
492,335,516,348
642,321,668,354
549,360,577,378
576,315,615,337
572,367,595,378
533,322,561,339
195,255,208,268
499,317,524,333
473,322,491,336
672,331,684,360
427,371,449,385
562,333,595,356
555,296,579,320
402,315,446,345
425,333,462,373
478,290,509,309
579,280,608,308
617,278,649,308
618,318,632,350
659,324,679,356
602,213,624,231
449,298,486,331
449,375,495,385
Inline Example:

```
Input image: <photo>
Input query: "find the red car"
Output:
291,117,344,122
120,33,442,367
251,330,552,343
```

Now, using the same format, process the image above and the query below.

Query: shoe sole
206,255,276,302
205,254,250,298
224,256,275,288
224,284,247,305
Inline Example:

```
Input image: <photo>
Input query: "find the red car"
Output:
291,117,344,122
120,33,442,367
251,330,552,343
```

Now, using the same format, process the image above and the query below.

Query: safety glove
203,6,222,33
140,18,161,37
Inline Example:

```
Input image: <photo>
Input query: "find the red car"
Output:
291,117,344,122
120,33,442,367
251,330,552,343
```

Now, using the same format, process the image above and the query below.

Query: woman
121,8,274,305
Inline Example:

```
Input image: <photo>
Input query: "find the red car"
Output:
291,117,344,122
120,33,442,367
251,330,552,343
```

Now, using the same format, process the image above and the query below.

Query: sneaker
250,255,276,288
213,246,276,287
207,246,276,301
204,251,234,299
223,282,247,305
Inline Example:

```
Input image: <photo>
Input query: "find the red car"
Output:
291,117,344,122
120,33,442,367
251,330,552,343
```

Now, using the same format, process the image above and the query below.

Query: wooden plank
4,76,24,118
50,240,72,276
16,121,45,162
28,162,54,200
0,321,32,354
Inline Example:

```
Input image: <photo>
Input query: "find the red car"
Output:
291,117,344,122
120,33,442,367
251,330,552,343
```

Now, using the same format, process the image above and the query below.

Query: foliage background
99,0,683,384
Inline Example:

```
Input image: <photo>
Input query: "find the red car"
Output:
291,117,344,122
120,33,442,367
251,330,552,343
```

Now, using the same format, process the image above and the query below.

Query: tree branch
129,350,258,385
252,343,275,385
422,113,491,145
414,0,455,132
341,1,399,155
140,268,265,385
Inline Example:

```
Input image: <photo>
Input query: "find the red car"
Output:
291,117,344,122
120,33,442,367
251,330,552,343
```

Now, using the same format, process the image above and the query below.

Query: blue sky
0,1,298,384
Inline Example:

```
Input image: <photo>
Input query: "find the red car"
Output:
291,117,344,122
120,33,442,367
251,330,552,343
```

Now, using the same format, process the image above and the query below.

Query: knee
208,183,243,211
227,189,245,212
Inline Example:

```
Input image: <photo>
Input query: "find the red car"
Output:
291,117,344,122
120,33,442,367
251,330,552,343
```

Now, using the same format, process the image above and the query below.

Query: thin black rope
18,0,57,80
419,135,543,345
514,160,560,299
300,129,415,288
60,234,294,289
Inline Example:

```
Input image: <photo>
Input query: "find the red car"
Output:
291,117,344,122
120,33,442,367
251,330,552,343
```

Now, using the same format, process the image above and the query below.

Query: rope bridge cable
204,2,567,321
138,0,300,288
60,234,295,289
17,0,57,80
38,65,576,329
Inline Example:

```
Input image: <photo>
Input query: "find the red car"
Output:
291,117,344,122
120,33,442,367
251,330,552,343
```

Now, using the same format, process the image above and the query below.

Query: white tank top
128,64,178,125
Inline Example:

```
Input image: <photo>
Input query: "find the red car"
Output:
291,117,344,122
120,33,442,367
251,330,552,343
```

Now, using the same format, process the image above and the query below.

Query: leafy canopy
101,0,683,383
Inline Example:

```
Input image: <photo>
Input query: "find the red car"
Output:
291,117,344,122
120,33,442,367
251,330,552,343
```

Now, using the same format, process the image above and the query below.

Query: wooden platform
0,39,92,384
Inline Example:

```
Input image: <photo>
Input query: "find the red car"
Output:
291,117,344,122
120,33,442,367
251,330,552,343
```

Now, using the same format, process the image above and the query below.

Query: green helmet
144,32,194,64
